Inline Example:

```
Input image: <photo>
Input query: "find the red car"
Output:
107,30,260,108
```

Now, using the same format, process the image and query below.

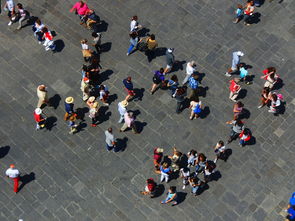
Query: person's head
127,76,132,82
262,87,270,94
271,93,277,101
35,18,42,25
99,85,105,90
236,101,244,108
171,74,178,82
92,32,98,38
156,147,164,153
150,34,155,40
218,140,224,146
147,178,154,184
190,149,197,156
159,68,164,73
132,15,138,21
191,96,200,103
267,67,276,74
198,153,206,162
237,4,243,9
39,85,46,91
81,39,88,44
236,51,244,57
82,64,88,72
88,96,95,103
80,1,85,7
190,61,197,68
41,27,48,33
182,167,189,173
17,3,23,9
129,31,138,39
69,114,76,121
192,73,199,80
10,164,15,169
127,111,133,118
108,127,112,133
162,162,168,168
169,186,176,193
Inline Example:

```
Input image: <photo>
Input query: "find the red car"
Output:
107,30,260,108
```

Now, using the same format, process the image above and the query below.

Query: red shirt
147,182,156,192
34,112,43,122
229,80,240,93
153,148,162,163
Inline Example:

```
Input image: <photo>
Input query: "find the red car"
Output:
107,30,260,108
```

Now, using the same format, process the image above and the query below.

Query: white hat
120,100,128,107
167,48,174,53
35,108,42,115
237,51,244,56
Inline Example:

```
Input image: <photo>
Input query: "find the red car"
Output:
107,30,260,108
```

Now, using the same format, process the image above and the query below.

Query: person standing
167,75,179,96
153,147,164,172
140,178,156,197
233,101,244,120
120,112,138,134
150,68,165,95
92,32,101,53
123,77,135,102
3,0,15,26
36,85,49,108
244,1,255,26
188,73,199,99
164,48,175,74
89,101,99,127
99,85,109,106
130,15,142,32
5,164,20,193
34,107,46,130
80,77,90,101
145,34,158,62
127,31,139,56
179,168,190,189
15,3,29,30
65,97,74,114
32,18,45,44
160,162,171,183
258,87,270,109
69,0,89,24
117,100,128,123
213,141,226,163
226,119,245,143
229,78,241,102
105,127,116,151
41,27,55,51
189,176,203,196
81,39,93,62
173,86,187,114
183,61,197,85
225,51,244,77
67,114,78,134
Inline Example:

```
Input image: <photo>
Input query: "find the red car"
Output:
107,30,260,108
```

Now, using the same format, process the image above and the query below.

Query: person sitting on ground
187,149,198,167
161,186,178,206
140,178,157,197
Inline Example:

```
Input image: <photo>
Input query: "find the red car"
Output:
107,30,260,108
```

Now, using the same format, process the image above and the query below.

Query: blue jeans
192,186,199,194
239,139,245,146
128,44,135,54
106,144,113,151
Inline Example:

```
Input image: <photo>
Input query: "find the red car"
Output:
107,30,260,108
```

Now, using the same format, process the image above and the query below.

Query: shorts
152,77,161,84
125,88,135,96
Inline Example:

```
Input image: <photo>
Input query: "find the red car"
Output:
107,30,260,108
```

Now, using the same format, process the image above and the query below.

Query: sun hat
156,148,164,153
65,97,74,104
35,108,42,115
92,101,99,108
237,51,244,56
88,96,95,102
120,100,128,107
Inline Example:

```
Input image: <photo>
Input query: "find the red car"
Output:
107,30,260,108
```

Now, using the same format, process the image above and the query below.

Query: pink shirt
72,2,89,15
124,113,134,127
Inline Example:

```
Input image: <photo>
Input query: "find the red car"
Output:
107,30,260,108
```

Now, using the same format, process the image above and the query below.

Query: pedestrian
153,147,164,172
189,176,203,196
188,73,199,99
180,167,190,189
66,113,78,134
81,39,93,62
159,162,171,183
80,77,91,101
167,74,179,96
5,164,20,193
204,161,216,183
173,86,187,114
99,85,109,106
69,0,89,24
145,34,158,62
120,112,138,134
41,27,55,51
117,100,128,123
168,147,182,172
189,97,202,120
34,107,46,130
213,141,226,163
150,68,165,95
261,70,278,90
88,55,102,78
32,18,45,44
244,0,255,26
65,97,74,114
105,127,116,151
258,87,270,108
195,153,207,175
86,96,96,109
225,51,244,77
91,32,101,53
187,149,198,167
239,129,252,146
123,76,135,102
4,0,15,26
140,178,157,197
130,15,142,33
161,186,178,206
229,78,241,102
164,48,175,74
85,9,100,30
127,31,139,56
233,4,244,24
286,205,295,221
268,93,282,114
36,85,49,108
233,101,244,120
226,119,245,143
183,61,197,85
287,193,295,211
15,3,29,30
89,101,99,127
239,66,251,85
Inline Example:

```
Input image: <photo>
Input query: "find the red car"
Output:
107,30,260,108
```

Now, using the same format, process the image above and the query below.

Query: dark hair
236,101,244,108
269,73,275,80
198,153,206,161
100,85,105,90
271,94,277,101
41,27,48,33
159,68,164,73
80,1,85,7
171,75,178,82
129,31,138,39
132,15,138,21
218,141,224,146
243,129,250,136
262,87,270,94
169,186,176,193
267,67,276,73
35,18,41,25
191,96,200,103
82,65,89,72
108,127,112,133
189,149,197,156
92,32,98,38
17,3,23,9
147,178,154,184
150,34,155,40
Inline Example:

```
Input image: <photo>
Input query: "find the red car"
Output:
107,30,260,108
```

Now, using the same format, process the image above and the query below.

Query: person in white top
5,164,20,193
16,3,28,30
130,15,142,32
3,0,15,26
117,100,128,123
183,61,197,85
213,141,226,163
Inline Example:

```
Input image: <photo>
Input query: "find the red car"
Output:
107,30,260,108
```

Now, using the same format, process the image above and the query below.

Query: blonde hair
81,39,88,44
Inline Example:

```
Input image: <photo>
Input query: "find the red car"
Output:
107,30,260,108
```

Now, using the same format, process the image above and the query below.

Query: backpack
137,41,148,52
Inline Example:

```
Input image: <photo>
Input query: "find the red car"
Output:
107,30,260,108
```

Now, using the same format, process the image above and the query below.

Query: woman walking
150,68,165,95
233,101,244,120
189,97,202,120
89,101,99,127
127,31,139,56
167,75,179,97
81,39,93,62
32,18,45,44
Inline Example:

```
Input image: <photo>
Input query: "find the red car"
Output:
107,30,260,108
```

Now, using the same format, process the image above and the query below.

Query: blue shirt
65,102,74,114
236,8,243,17
188,77,198,89
123,79,133,90
154,71,165,81
240,67,248,78
160,166,170,174
288,207,295,220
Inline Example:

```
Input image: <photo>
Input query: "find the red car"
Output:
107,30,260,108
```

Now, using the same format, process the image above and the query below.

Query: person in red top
34,108,46,130
69,1,89,24
261,67,278,90
41,27,54,51
140,178,156,197
229,78,241,102
244,1,255,26
239,129,252,146
153,147,163,172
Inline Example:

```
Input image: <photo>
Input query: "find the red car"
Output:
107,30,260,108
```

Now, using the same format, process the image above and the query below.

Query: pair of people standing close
4,0,29,30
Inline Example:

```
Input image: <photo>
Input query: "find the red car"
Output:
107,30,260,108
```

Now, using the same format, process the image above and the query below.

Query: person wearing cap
120,112,138,134
105,127,116,151
183,61,197,85
65,97,74,114
118,100,128,123
164,48,175,74
36,85,49,108
225,51,244,77
87,96,96,109
34,108,46,130
89,101,99,127
5,164,20,193
123,77,135,102
229,78,241,102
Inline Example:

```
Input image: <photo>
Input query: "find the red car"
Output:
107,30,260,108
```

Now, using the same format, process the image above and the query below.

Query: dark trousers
228,129,240,143
176,101,184,114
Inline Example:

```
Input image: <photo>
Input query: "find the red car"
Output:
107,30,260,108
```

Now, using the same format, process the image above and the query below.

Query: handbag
82,49,92,58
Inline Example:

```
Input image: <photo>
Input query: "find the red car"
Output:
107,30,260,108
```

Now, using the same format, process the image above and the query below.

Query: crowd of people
2,0,289,218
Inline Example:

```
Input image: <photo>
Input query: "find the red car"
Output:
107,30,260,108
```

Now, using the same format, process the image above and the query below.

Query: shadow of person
99,69,114,84
100,42,112,53
114,137,128,152
237,89,247,100
0,146,10,159
239,108,251,120
132,109,141,117
108,94,118,105
171,60,186,73
176,192,187,205
135,121,147,133
23,15,38,27
211,170,222,182
154,47,167,57
273,78,284,90
196,183,209,195
196,72,206,84
75,122,87,133
220,149,232,162
137,27,150,37
48,94,61,109
196,86,209,98
249,12,261,24
93,20,108,32
151,184,165,198
132,88,145,101
18,172,35,192
200,106,210,119
76,107,89,121
53,39,65,53
247,136,256,146
45,116,57,131
97,106,111,124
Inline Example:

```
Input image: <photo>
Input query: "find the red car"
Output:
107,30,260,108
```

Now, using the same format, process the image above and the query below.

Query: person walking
188,73,199,99
34,107,46,130
268,93,282,114
195,153,207,175
91,32,101,53
261,71,278,90
15,3,29,30
164,48,175,74
69,0,89,24
65,97,74,114
130,15,142,33
145,34,158,62
225,51,244,77
5,164,20,193
36,85,49,108
150,68,165,95
183,61,197,85
153,147,164,172
99,85,109,106
66,113,78,134
159,162,171,183
123,76,135,102
189,176,203,196
229,78,241,102
161,186,178,206
127,31,139,56
173,86,187,114
117,100,128,123
81,39,93,62
80,77,91,101
32,18,45,44
213,141,226,163
120,112,138,133
41,27,55,51
105,127,116,151
3,0,15,26
89,101,99,127
239,129,252,146
187,149,198,167
233,101,244,120
180,167,190,189
226,119,245,143
86,96,96,109
167,75,179,96
258,87,270,108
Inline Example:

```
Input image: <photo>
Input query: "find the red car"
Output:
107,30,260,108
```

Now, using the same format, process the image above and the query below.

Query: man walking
188,73,199,99
118,100,128,123
105,127,116,151
123,77,135,102
36,85,49,108
120,112,138,134
164,48,175,74
225,51,244,77
183,61,197,85
5,164,20,193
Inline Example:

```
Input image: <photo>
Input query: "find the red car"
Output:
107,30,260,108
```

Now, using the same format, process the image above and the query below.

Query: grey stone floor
0,0,295,220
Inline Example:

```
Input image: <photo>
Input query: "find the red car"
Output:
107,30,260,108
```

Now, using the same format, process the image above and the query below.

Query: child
233,4,244,24
92,32,101,53
99,85,109,106
187,150,198,167
239,66,251,85
239,129,251,146
180,168,190,189
68,114,78,134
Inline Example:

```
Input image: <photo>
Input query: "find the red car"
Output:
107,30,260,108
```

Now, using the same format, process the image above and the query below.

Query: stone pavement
0,0,295,220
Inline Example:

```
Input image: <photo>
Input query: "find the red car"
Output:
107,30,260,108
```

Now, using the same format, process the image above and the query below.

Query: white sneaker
38,41,42,45
225,72,231,77
182,185,186,190
257,105,263,109
214,159,217,164
126,53,129,56
45,47,50,51
8,21,12,26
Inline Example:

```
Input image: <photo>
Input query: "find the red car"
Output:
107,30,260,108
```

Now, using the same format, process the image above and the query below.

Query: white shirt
186,63,196,75
216,145,226,153
118,103,127,116
105,130,114,146
130,20,137,32
6,168,20,178
81,43,89,50
6,0,14,11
